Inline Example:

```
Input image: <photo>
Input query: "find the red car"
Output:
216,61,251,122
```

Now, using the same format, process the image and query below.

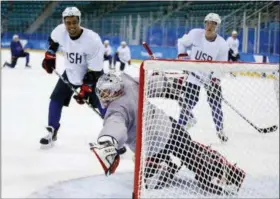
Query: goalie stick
142,42,278,134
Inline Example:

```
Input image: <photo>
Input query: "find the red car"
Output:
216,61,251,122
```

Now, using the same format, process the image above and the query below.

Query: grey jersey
98,73,172,153
98,73,139,151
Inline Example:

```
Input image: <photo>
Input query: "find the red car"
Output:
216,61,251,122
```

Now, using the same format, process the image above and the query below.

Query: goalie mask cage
133,59,279,199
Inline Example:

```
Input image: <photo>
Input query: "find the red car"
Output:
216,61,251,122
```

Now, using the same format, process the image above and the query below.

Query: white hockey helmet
232,30,238,35
62,7,81,24
95,73,124,107
204,13,221,25
121,41,127,46
104,40,110,45
13,34,19,40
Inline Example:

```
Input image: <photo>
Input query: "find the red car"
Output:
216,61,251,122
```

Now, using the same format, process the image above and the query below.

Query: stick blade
259,125,278,133
142,42,154,58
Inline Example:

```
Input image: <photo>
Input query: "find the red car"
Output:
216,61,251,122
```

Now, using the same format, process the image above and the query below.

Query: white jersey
104,45,112,56
51,24,104,85
117,46,131,63
98,73,170,153
226,36,239,54
177,28,229,86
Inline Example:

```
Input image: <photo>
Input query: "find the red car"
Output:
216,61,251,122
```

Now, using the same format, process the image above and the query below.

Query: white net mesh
134,60,279,199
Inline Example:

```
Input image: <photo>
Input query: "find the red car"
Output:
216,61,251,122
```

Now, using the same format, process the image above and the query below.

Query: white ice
1,49,279,198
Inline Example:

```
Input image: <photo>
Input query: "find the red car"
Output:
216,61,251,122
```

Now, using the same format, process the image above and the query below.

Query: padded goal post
133,59,279,199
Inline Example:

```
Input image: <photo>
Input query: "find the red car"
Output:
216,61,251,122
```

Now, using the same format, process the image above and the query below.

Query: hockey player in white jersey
226,30,240,62
177,13,229,142
113,41,131,71
40,7,106,146
89,73,245,195
103,40,113,68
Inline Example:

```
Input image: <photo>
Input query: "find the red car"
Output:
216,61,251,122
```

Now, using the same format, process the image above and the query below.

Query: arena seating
1,1,278,54
1,1,49,33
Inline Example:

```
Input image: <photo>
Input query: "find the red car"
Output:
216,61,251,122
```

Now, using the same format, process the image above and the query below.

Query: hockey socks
48,99,62,130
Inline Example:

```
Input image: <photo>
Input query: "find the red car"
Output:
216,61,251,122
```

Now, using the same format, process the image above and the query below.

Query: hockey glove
177,53,189,60
73,84,92,104
42,50,56,74
89,136,120,176
204,76,221,92
73,70,103,105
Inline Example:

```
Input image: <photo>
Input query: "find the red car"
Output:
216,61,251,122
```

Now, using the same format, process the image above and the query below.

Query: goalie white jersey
51,24,104,85
177,28,229,85
98,73,170,153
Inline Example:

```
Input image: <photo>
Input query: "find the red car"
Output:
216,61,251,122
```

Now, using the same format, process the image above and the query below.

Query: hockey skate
40,126,59,148
2,61,12,68
25,64,32,68
217,130,228,142
2,61,8,68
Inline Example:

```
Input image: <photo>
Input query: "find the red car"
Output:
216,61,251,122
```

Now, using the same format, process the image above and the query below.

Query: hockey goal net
133,59,279,199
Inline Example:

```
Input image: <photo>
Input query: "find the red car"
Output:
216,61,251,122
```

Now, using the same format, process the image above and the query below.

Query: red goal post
133,59,279,199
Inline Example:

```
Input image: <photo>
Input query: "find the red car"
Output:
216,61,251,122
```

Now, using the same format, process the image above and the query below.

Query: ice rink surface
1,50,279,198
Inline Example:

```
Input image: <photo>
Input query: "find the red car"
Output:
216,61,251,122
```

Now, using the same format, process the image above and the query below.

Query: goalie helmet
204,13,221,25
62,7,81,24
95,73,124,107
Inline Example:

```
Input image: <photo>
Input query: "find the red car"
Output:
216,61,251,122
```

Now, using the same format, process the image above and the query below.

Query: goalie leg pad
190,141,246,192
144,155,183,190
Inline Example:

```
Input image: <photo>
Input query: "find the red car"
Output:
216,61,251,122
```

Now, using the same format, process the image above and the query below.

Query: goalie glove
89,136,120,176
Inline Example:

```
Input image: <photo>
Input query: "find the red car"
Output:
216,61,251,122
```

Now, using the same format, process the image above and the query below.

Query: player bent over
40,7,106,147
89,73,245,196
103,40,113,69
113,41,131,71
226,30,240,62
177,13,229,142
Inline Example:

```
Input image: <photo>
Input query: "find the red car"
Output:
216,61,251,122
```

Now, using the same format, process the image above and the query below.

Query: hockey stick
53,70,129,153
142,42,278,134
189,71,278,134
52,69,103,118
